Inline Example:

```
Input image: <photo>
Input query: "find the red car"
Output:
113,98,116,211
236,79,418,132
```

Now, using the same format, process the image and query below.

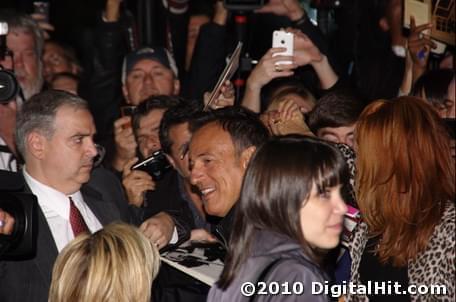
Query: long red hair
355,96,455,266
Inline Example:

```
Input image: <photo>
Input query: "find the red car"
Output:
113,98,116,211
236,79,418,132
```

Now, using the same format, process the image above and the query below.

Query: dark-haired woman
208,135,349,301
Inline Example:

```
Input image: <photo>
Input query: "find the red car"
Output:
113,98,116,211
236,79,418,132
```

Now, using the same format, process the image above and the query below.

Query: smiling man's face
189,122,248,217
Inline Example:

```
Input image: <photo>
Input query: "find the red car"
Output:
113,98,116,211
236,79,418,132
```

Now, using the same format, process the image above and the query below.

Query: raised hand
247,47,297,90
288,28,323,66
265,99,313,136
113,116,137,171
204,80,235,110
122,157,156,207
407,16,436,68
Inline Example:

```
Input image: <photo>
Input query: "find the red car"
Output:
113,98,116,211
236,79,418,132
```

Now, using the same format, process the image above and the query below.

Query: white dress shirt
23,168,103,252
0,137,17,172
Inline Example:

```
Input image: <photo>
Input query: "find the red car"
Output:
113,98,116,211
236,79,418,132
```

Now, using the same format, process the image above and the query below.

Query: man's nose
190,163,203,186
143,73,155,84
86,140,98,158
146,136,160,152
13,52,24,68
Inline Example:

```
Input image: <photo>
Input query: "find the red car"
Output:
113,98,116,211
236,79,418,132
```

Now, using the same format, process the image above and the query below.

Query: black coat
0,167,135,302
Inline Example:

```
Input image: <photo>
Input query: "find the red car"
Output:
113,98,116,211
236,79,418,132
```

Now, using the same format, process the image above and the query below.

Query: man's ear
173,79,181,96
122,84,131,104
27,132,46,160
240,146,256,170
165,153,177,170
379,17,390,32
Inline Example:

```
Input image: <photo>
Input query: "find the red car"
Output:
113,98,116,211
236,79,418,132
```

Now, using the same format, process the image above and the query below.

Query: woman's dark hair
218,135,349,289
411,68,454,110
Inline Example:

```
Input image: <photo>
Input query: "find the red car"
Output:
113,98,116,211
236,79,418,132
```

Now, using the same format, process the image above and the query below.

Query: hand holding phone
272,30,294,66
33,2,50,23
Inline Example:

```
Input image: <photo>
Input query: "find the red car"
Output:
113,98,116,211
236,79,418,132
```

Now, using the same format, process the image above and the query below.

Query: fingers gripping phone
272,30,294,65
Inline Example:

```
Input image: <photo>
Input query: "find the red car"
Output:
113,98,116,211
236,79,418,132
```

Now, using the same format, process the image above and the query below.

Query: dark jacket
207,230,330,302
141,169,193,249
211,206,236,251
0,167,135,302
78,16,128,148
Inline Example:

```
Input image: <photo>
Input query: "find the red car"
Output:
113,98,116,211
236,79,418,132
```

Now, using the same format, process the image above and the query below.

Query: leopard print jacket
346,201,455,301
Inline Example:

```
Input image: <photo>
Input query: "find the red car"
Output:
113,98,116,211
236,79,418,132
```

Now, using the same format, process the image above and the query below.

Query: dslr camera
0,171,38,260
131,150,172,181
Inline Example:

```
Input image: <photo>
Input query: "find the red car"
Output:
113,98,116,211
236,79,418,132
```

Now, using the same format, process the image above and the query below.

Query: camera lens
0,69,19,103
281,40,285,44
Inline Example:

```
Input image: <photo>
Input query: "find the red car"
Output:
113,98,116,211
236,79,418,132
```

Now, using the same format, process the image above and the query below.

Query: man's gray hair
16,90,89,158
5,12,45,59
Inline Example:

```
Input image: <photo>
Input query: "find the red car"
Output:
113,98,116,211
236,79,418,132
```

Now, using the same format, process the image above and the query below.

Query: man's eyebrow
195,152,212,158
70,132,92,138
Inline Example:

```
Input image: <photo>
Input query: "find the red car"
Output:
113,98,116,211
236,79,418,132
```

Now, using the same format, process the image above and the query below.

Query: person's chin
205,197,222,217
79,166,93,177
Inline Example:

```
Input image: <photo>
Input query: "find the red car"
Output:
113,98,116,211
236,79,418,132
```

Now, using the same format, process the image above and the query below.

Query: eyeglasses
93,144,106,167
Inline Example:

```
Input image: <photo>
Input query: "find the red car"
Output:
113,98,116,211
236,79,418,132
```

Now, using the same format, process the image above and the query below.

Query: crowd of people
0,0,454,301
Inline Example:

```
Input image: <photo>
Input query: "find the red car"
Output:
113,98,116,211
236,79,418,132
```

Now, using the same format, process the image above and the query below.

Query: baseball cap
121,47,179,83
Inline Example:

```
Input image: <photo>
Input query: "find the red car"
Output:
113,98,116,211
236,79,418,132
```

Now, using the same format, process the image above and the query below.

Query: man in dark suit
0,90,135,301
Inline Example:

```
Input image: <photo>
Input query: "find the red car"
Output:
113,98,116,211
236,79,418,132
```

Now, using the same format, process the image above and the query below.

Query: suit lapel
22,182,59,285
81,184,120,226
34,207,59,284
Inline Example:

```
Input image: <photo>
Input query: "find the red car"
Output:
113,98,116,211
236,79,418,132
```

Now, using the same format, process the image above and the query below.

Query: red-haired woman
347,96,455,301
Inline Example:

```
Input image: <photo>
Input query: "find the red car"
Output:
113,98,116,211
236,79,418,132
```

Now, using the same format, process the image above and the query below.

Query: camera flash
0,22,8,35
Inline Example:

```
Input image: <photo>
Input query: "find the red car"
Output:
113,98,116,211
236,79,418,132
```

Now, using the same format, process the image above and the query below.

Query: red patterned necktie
68,197,89,237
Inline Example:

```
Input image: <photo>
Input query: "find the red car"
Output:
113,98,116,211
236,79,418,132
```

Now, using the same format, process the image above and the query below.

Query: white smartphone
272,30,294,65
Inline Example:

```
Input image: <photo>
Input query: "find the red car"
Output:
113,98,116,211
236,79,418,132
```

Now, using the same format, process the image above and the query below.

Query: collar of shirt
23,167,72,219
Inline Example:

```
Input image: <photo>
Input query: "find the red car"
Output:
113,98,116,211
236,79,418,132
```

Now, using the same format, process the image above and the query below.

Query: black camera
131,150,172,181
223,0,266,11
0,170,38,260
0,21,19,103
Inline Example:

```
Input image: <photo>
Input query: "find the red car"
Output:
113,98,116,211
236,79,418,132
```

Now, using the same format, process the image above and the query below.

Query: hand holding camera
0,208,15,235
290,28,324,66
122,157,156,207
247,47,296,91
31,2,54,40
272,30,294,66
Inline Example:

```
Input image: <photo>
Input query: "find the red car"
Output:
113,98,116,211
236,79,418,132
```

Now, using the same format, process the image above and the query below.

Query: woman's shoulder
441,201,455,227
431,201,455,244
265,256,327,284
408,201,455,298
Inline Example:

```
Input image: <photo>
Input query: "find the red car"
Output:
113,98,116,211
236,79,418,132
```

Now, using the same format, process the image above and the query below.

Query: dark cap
122,47,178,83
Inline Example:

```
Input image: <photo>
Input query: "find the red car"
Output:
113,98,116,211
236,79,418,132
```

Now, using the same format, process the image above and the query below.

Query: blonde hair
355,96,455,266
267,88,316,113
49,222,160,302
